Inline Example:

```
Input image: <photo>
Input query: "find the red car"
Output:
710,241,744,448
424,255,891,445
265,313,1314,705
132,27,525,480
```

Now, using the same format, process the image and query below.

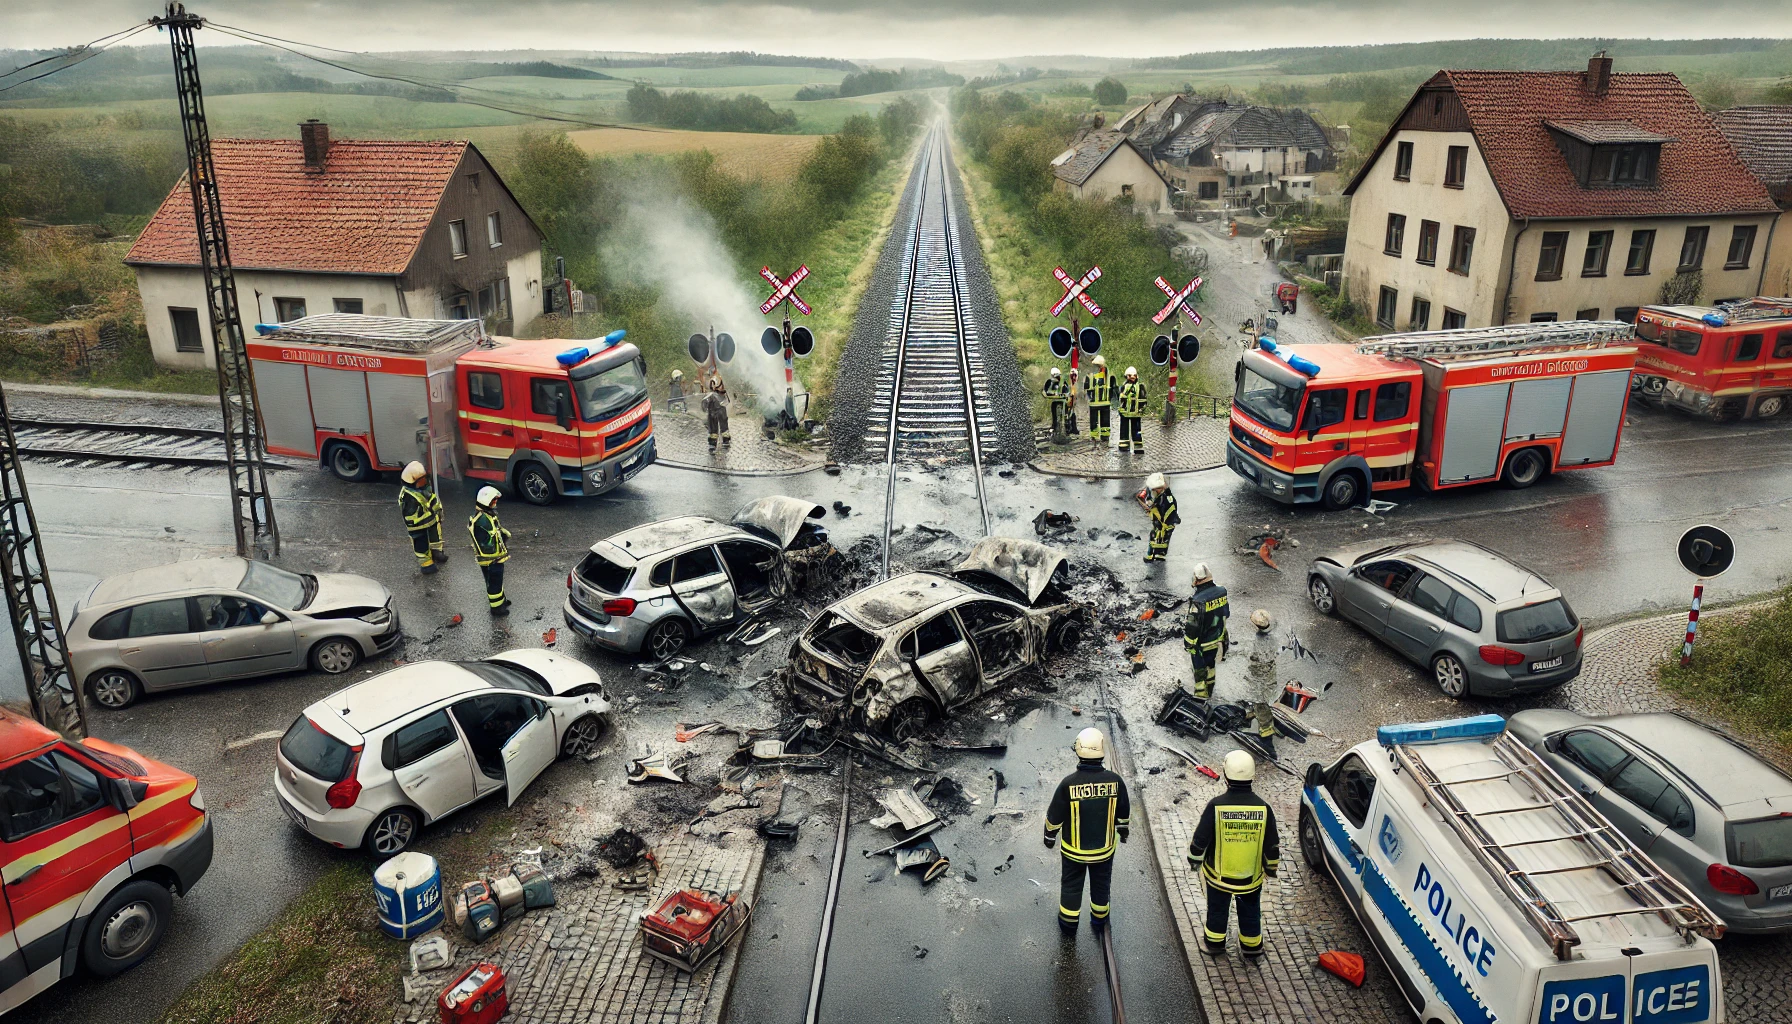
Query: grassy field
564,127,822,180
1658,587,1792,751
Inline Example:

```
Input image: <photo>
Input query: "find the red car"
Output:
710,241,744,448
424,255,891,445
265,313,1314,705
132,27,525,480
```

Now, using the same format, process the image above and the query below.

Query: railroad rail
6,417,237,469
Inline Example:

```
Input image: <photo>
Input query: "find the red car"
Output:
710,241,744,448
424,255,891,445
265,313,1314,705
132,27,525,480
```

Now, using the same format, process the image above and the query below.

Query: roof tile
1712,105,1792,204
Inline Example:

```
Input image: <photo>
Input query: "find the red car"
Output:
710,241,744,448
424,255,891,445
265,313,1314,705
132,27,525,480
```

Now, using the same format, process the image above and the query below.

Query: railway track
6,417,237,469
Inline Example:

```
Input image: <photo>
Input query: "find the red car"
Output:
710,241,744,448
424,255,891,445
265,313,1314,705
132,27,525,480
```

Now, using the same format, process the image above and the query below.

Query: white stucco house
1050,130,1174,213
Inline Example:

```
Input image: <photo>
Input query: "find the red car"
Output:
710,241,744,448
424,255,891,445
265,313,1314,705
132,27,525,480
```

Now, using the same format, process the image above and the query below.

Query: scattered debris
1138,608,1156,621
641,890,753,972
401,973,436,1004
1158,744,1220,779
824,460,841,475
833,501,852,517
892,836,950,883
872,788,939,831
677,722,723,742
1279,683,1320,713
409,934,451,974
627,751,689,784
593,828,647,868
992,853,1015,874
741,623,782,647
913,945,930,959
1281,631,1318,662
930,740,1007,754
1258,536,1281,570
541,627,558,647
864,820,945,858
1363,500,1398,515
1319,950,1367,987
1032,509,1079,535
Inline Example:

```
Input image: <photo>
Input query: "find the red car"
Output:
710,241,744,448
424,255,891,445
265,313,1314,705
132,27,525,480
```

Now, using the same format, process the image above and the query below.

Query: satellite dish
715,332,735,363
1079,327,1102,355
687,333,710,364
790,325,814,357
1178,335,1200,364
760,326,783,356
1150,335,1171,366
1677,524,1734,578
1049,327,1074,359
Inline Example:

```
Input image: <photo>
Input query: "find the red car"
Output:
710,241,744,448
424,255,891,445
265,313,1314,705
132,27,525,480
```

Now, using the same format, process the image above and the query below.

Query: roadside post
760,266,815,430
1050,265,1103,441
1675,524,1734,667
687,327,736,397
1150,275,1203,424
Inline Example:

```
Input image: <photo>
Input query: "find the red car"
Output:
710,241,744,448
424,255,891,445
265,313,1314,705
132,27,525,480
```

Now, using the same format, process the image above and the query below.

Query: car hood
733,496,827,550
305,572,390,614
952,537,1067,605
486,648,604,697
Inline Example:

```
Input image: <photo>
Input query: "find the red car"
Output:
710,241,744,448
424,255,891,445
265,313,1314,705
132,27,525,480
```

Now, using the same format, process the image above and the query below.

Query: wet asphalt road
5,386,1792,1022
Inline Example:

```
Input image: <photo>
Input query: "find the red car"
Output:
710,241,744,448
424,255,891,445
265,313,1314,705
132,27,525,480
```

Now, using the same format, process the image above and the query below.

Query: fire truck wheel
1756,395,1786,419
87,669,142,710
515,462,558,506
1431,653,1469,698
1500,448,1548,489
1321,471,1363,510
324,441,374,483
82,879,171,977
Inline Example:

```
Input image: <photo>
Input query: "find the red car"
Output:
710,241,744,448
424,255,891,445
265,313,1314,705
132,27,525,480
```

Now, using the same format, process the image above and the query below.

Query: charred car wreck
784,538,1090,739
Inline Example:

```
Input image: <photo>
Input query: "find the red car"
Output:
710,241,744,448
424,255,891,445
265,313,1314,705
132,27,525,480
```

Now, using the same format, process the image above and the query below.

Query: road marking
225,729,284,752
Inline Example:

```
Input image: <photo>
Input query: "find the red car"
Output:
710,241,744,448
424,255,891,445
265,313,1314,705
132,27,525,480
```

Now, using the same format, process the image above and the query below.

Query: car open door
904,612,980,707
391,710,479,822
500,701,558,807
958,601,1034,687
668,546,737,630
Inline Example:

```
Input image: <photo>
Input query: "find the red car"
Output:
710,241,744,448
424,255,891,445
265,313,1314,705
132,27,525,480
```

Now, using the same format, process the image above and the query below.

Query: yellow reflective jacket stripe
399,486,442,530
1201,803,1268,890
469,511,509,565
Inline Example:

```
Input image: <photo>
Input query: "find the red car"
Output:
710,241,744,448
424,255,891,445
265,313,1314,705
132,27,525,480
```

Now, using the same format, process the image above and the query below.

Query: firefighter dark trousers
1059,855,1113,932
1119,415,1142,452
1205,883,1263,954
409,523,445,571
1089,405,1110,442
1148,520,1174,561
1190,648,1218,699
481,562,508,612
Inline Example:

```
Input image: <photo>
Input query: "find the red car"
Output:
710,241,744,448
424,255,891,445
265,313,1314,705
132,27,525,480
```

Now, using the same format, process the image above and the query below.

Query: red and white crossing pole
1679,582,1705,668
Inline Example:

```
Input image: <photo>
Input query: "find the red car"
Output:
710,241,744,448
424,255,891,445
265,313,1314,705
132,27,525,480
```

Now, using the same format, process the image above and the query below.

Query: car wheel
1299,806,1326,874
560,714,608,758
309,638,362,676
1756,394,1786,419
1322,471,1363,510
1047,618,1085,653
325,442,373,483
644,618,690,661
1308,575,1336,616
81,879,171,978
364,807,420,856
1501,448,1548,489
1432,653,1469,698
515,462,557,506
87,669,141,710
886,699,937,744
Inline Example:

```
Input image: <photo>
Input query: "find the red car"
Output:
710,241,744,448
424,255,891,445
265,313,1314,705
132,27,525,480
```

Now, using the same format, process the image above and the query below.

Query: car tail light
1574,626,1584,648
325,747,364,809
1478,645,1525,666
1707,863,1759,896
567,572,574,590
602,598,637,616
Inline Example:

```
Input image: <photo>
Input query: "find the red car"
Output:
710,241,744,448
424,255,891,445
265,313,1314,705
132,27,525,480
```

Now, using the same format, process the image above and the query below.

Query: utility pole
0,385,85,737
150,2,280,557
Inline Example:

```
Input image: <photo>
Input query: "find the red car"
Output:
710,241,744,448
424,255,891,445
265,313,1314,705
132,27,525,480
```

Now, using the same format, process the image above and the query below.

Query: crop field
563,126,823,179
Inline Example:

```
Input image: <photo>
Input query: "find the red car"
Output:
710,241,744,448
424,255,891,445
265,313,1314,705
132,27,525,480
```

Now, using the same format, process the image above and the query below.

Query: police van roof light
556,347,591,367
254,324,281,336
601,329,627,346
1376,714,1506,747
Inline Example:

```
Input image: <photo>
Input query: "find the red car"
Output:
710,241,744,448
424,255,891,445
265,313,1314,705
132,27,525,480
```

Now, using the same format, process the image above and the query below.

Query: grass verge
1657,586,1792,750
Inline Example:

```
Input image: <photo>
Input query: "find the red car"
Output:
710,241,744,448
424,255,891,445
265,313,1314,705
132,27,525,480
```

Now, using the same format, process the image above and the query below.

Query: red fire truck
1226,322,1637,509
248,315,655,504
1631,297,1792,420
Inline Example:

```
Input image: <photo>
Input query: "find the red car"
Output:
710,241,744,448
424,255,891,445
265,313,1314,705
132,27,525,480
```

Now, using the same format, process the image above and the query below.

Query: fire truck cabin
1632,297,1792,421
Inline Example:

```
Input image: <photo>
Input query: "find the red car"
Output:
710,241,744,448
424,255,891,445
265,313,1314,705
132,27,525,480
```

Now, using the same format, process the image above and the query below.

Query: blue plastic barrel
373,851,444,939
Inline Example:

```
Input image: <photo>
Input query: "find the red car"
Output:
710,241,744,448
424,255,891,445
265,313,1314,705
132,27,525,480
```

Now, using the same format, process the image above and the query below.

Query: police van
1299,714,1725,1024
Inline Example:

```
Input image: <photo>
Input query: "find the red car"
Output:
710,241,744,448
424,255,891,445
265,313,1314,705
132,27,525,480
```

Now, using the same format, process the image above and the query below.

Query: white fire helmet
1251,608,1273,631
1125,366,1138,378
401,461,427,484
1049,366,1061,378
1073,727,1106,760
1223,750,1256,782
1092,355,1107,369
1146,472,1167,492
672,369,684,381
476,486,502,508
1192,562,1213,586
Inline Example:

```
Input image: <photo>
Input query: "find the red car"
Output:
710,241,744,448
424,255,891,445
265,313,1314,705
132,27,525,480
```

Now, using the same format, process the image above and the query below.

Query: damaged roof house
126,121,544,370
1712,105,1792,298
1050,130,1174,213
1124,97,1334,203
1341,56,1779,332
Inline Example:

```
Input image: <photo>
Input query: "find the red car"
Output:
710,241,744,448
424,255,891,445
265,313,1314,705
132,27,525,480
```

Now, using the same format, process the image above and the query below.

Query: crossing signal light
1049,327,1074,359
715,332,735,363
790,325,814,357
1151,335,1171,366
1079,327,1102,355
760,326,783,356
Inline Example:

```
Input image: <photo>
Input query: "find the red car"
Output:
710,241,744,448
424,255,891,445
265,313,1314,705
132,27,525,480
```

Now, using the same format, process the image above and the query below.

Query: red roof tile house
126,122,544,369
1341,57,1779,332
1713,105,1792,297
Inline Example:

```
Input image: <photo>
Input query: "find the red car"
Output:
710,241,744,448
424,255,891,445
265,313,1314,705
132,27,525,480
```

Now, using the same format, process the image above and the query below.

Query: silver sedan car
1510,710,1792,935
563,496,837,658
1306,539,1581,697
69,557,399,709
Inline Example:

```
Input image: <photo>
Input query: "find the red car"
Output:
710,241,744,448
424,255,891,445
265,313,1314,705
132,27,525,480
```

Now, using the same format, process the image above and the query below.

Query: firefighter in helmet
398,462,447,574
668,368,688,413
1083,355,1112,444
1188,750,1280,957
468,486,512,616
1247,609,1280,759
1116,366,1146,453
1183,564,1229,699
1044,727,1130,934
1043,366,1070,442
703,376,731,451
1137,471,1179,563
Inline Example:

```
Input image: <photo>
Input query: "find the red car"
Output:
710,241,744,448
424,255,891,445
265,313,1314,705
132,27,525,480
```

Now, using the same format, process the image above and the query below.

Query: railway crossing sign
1152,276,1203,326
1051,265,1102,318
760,265,811,317
687,331,735,365
762,325,814,356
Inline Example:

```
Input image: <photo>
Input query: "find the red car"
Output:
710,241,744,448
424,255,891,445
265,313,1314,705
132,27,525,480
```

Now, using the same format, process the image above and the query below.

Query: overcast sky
7,0,1792,61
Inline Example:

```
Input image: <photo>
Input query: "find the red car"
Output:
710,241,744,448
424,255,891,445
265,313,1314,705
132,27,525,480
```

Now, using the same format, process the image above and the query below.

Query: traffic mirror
1677,525,1734,577
1079,327,1102,355
760,326,783,355
1150,335,1171,366
790,325,814,357
1049,327,1074,359
688,332,710,364
716,332,735,363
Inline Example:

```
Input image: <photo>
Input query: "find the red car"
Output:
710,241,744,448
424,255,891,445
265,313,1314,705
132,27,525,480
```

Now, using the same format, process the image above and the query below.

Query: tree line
794,67,965,101
625,83,798,133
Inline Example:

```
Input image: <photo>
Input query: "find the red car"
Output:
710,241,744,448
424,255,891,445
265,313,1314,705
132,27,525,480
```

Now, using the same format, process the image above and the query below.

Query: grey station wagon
69,557,399,709
1307,539,1581,697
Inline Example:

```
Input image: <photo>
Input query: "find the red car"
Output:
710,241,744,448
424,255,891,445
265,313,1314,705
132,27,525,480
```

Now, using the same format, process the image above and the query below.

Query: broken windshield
1235,365,1302,432
805,612,879,671
573,357,647,423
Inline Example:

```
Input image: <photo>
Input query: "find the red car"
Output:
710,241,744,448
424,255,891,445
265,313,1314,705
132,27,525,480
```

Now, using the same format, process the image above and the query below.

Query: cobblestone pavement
400,835,765,1024
651,398,826,476
1029,413,1230,479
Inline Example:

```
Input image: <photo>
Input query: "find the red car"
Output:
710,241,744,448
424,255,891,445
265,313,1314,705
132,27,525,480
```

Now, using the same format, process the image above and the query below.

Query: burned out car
564,496,838,658
785,538,1089,739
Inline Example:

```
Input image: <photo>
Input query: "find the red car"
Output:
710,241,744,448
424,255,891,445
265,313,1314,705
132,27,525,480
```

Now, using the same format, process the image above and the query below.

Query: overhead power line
0,22,154,95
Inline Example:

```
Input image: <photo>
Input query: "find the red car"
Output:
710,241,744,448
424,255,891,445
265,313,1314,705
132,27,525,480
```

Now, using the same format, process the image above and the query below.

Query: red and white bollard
1679,582,1704,668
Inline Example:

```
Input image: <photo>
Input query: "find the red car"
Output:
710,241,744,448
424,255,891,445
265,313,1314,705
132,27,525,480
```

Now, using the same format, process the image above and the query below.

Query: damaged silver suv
785,538,1089,739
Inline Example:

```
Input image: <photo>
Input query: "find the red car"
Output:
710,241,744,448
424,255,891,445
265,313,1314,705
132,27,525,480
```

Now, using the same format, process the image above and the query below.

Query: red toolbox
439,962,507,1024
639,889,752,972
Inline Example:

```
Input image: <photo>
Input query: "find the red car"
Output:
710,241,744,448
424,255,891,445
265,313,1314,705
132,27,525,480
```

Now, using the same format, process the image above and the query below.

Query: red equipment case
438,962,508,1024
639,889,753,972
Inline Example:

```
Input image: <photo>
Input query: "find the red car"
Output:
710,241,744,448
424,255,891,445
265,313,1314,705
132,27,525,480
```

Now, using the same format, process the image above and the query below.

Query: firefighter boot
1255,702,1278,759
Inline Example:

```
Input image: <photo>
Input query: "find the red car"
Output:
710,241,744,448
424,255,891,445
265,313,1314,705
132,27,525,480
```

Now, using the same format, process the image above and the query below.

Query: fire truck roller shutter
367,373,429,468
1437,383,1511,483
1558,370,1631,466
253,360,318,457
1503,377,1571,441
306,367,372,436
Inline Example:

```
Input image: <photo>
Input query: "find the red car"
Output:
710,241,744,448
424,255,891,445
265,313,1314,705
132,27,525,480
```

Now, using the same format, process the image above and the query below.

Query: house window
1444,146,1468,188
448,294,471,320
487,212,503,248
1376,286,1399,328
1625,230,1655,276
1725,226,1757,270
1582,231,1613,277
1678,227,1709,271
1576,307,1600,321
1530,312,1559,323
1410,297,1431,331
1447,226,1475,275
1589,144,1657,186
1384,214,1406,257
1614,306,1640,323
1432,94,1444,116
333,298,363,314
1415,220,1439,265
1198,181,1219,200
466,371,504,410
477,286,495,318
494,279,511,320
449,220,468,258
1535,231,1569,281
169,307,204,353
1442,308,1467,330
1393,141,1413,181
273,297,307,322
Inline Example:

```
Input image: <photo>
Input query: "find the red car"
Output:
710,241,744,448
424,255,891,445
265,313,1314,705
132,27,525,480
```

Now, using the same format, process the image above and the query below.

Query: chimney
299,120,330,172
1586,52,1612,98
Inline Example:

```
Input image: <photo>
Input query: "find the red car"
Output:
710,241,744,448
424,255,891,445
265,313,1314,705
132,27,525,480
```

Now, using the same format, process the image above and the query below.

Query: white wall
1070,146,1170,213
1506,215,1777,321
134,266,403,370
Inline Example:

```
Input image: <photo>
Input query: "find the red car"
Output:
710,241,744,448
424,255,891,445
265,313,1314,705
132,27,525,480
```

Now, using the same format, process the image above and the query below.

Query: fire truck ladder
150,3,280,558
1710,297,1792,324
1357,321,1634,362
1390,733,1723,961
0,385,86,737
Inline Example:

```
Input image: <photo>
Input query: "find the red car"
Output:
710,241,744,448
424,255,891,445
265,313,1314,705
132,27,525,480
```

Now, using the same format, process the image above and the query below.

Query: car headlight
360,607,392,625
189,786,206,812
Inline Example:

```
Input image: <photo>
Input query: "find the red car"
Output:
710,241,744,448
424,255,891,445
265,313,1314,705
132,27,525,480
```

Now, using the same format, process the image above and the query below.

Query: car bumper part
1469,652,1582,696
275,779,372,850
371,608,402,651
164,815,214,895
567,438,657,497
1226,441,1320,504
563,598,650,653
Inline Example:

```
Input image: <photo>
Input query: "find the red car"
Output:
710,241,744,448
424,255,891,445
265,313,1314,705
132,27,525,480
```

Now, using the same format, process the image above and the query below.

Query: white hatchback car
274,649,609,855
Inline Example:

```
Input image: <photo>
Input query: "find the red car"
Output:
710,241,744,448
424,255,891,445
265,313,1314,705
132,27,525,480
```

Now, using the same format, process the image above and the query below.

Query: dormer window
1545,120,1672,189
1589,144,1656,185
